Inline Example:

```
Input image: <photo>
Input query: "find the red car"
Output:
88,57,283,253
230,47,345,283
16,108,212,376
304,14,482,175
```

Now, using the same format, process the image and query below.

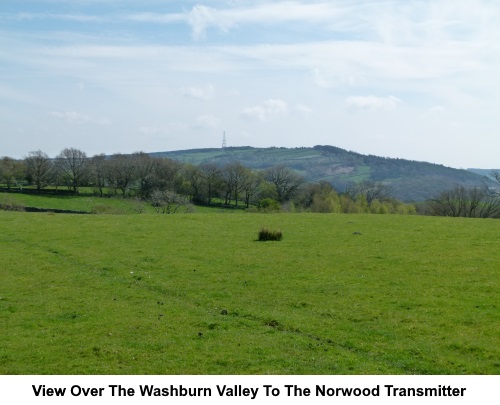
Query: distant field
0,211,498,374
0,192,153,214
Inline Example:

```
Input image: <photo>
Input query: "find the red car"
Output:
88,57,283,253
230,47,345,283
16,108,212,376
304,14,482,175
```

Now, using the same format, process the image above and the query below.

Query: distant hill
467,168,499,180
151,145,490,202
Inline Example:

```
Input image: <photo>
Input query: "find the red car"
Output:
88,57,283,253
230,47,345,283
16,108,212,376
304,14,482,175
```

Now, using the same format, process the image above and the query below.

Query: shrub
258,227,283,241
150,190,192,214
0,195,25,212
259,198,281,212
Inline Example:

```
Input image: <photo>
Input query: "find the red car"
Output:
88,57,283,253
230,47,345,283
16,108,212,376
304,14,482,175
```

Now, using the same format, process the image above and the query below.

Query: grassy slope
1,212,498,374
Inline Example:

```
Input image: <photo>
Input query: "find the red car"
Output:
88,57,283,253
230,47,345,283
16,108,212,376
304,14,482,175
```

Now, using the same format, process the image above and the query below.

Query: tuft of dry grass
258,227,282,241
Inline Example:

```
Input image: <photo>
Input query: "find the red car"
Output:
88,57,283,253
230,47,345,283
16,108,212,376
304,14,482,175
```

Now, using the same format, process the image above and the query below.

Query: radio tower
222,131,227,149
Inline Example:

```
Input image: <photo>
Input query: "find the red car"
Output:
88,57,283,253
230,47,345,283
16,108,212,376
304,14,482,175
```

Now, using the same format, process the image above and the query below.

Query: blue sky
1,0,499,168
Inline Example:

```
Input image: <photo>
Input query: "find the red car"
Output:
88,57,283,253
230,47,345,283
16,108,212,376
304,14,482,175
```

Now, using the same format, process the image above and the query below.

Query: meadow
0,189,151,214
0,210,498,374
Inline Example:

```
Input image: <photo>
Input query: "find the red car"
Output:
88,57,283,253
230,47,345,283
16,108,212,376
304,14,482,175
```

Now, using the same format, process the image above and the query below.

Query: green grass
0,192,152,214
0,212,499,374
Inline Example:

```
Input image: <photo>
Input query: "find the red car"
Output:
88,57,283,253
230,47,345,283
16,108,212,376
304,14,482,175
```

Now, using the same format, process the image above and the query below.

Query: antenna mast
222,131,227,149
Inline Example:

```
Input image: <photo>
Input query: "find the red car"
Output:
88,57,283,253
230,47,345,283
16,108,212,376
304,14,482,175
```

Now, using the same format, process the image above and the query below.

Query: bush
150,190,192,214
0,195,25,212
259,198,281,212
258,227,283,241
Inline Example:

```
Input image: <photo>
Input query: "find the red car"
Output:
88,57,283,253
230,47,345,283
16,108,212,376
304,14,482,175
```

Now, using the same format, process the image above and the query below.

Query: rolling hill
151,145,490,202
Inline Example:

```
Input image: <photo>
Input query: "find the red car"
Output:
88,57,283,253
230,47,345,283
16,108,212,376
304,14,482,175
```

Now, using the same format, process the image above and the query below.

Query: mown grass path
1,212,498,374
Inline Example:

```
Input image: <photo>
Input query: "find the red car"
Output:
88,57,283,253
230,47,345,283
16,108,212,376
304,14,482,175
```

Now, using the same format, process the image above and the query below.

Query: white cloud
188,5,232,40
294,104,313,115
50,110,89,124
2,12,107,23
195,114,219,128
0,85,40,105
138,126,161,135
186,2,341,40
422,105,446,118
124,12,184,24
180,84,215,100
428,105,445,114
345,95,402,111
263,99,288,114
241,99,288,121
49,111,111,125
311,68,358,89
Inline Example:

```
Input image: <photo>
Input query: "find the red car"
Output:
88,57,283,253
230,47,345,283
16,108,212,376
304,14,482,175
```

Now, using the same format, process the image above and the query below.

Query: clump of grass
264,319,281,328
258,227,283,241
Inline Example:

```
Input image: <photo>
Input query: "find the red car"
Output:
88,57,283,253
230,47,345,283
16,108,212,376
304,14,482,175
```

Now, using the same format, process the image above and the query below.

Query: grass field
0,191,152,214
0,211,498,374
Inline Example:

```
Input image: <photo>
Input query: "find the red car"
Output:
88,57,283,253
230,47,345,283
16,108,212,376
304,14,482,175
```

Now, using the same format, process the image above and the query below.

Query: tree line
1,148,499,217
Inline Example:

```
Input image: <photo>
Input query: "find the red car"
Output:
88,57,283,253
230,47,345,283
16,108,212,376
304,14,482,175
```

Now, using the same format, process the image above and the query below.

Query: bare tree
477,189,500,218
490,170,500,196
104,153,181,197
105,153,137,195
427,185,500,218
242,170,260,208
24,150,53,192
427,186,466,217
55,148,89,194
263,165,304,202
90,154,107,196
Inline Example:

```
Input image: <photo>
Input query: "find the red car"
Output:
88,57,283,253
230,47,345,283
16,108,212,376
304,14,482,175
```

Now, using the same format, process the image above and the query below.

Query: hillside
151,145,488,202
467,168,498,180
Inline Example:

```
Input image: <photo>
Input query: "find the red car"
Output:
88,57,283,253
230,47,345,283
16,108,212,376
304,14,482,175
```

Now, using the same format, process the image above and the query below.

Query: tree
55,148,89,194
242,170,260,208
134,152,182,198
220,162,251,207
490,170,500,196
426,185,500,218
263,165,304,202
105,153,137,195
155,157,182,194
178,164,203,203
90,154,107,196
295,181,341,213
24,150,53,192
199,163,222,204
134,152,161,198
345,180,392,205
0,157,26,190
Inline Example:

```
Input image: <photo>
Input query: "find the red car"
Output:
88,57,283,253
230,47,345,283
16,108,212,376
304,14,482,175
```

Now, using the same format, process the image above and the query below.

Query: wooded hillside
152,145,488,202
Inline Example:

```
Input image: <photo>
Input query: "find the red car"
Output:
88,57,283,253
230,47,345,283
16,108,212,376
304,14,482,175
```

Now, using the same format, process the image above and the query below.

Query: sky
1,0,499,169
